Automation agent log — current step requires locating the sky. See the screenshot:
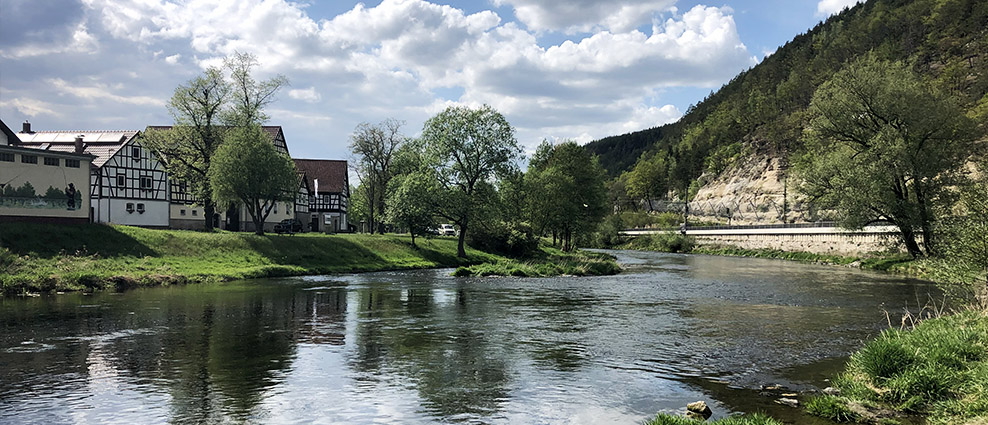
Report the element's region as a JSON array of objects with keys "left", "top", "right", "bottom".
[{"left": 0, "top": 0, "right": 861, "bottom": 162}]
